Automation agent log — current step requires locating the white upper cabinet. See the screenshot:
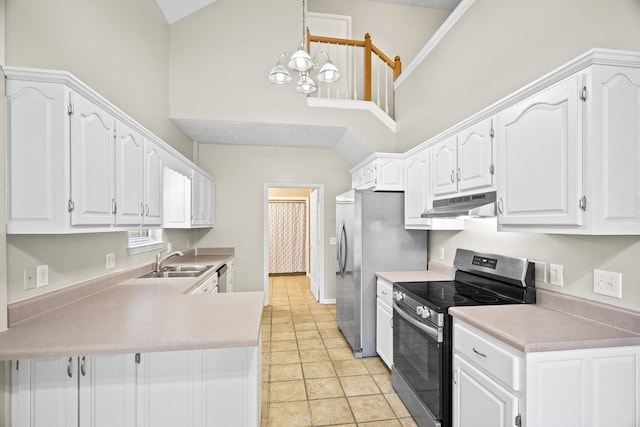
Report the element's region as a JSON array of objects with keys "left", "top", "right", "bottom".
[
  {"left": 4, "top": 66, "right": 215, "bottom": 233},
  {"left": 431, "top": 118, "right": 494, "bottom": 199},
  {"left": 496, "top": 74, "right": 584, "bottom": 228},
  {"left": 351, "top": 153, "right": 404, "bottom": 191},
  {"left": 431, "top": 136, "right": 458, "bottom": 197},
  {"left": 457, "top": 118, "right": 494, "bottom": 193},
  {"left": 586, "top": 65, "right": 640, "bottom": 233},
  {"left": 5, "top": 80, "right": 70, "bottom": 233},
  {"left": 143, "top": 140, "right": 163, "bottom": 225},
  {"left": 403, "top": 146, "right": 464, "bottom": 230},
  {"left": 116, "top": 122, "right": 144, "bottom": 225},
  {"left": 496, "top": 53, "right": 640, "bottom": 234}
]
